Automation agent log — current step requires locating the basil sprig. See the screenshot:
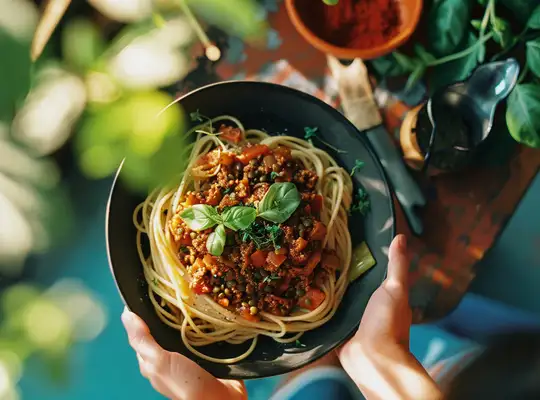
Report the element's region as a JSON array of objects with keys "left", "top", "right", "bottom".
[
  {"left": 180, "top": 204, "right": 256, "bottom": 256},
  {"left": 258, "top": 182, "right": 301, "bottom": 224},
  {"left": 180, "top": 182, "right": 302, "bottom": 256}
]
